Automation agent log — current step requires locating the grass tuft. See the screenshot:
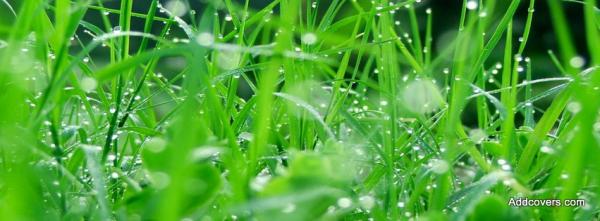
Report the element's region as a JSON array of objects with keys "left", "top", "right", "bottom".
[{"left": 0, "top": 0, "right": 599, "bottom": 220}]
